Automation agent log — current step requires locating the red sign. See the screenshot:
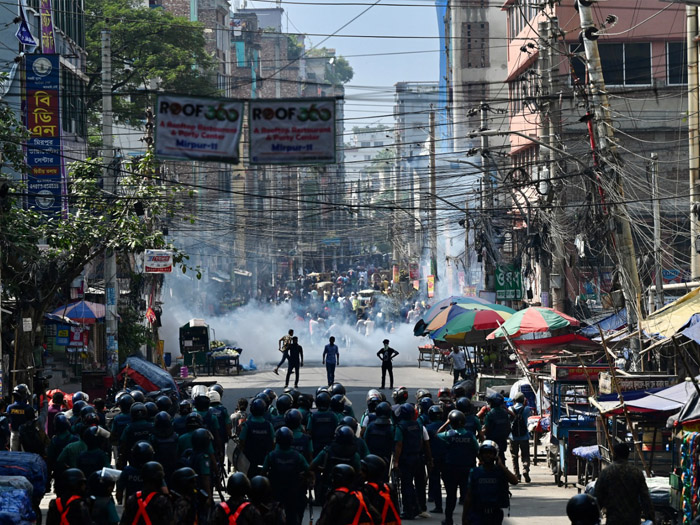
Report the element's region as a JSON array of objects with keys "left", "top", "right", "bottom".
[{"left": 427, "top": 275, "right": 435, "bottom": 298}]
